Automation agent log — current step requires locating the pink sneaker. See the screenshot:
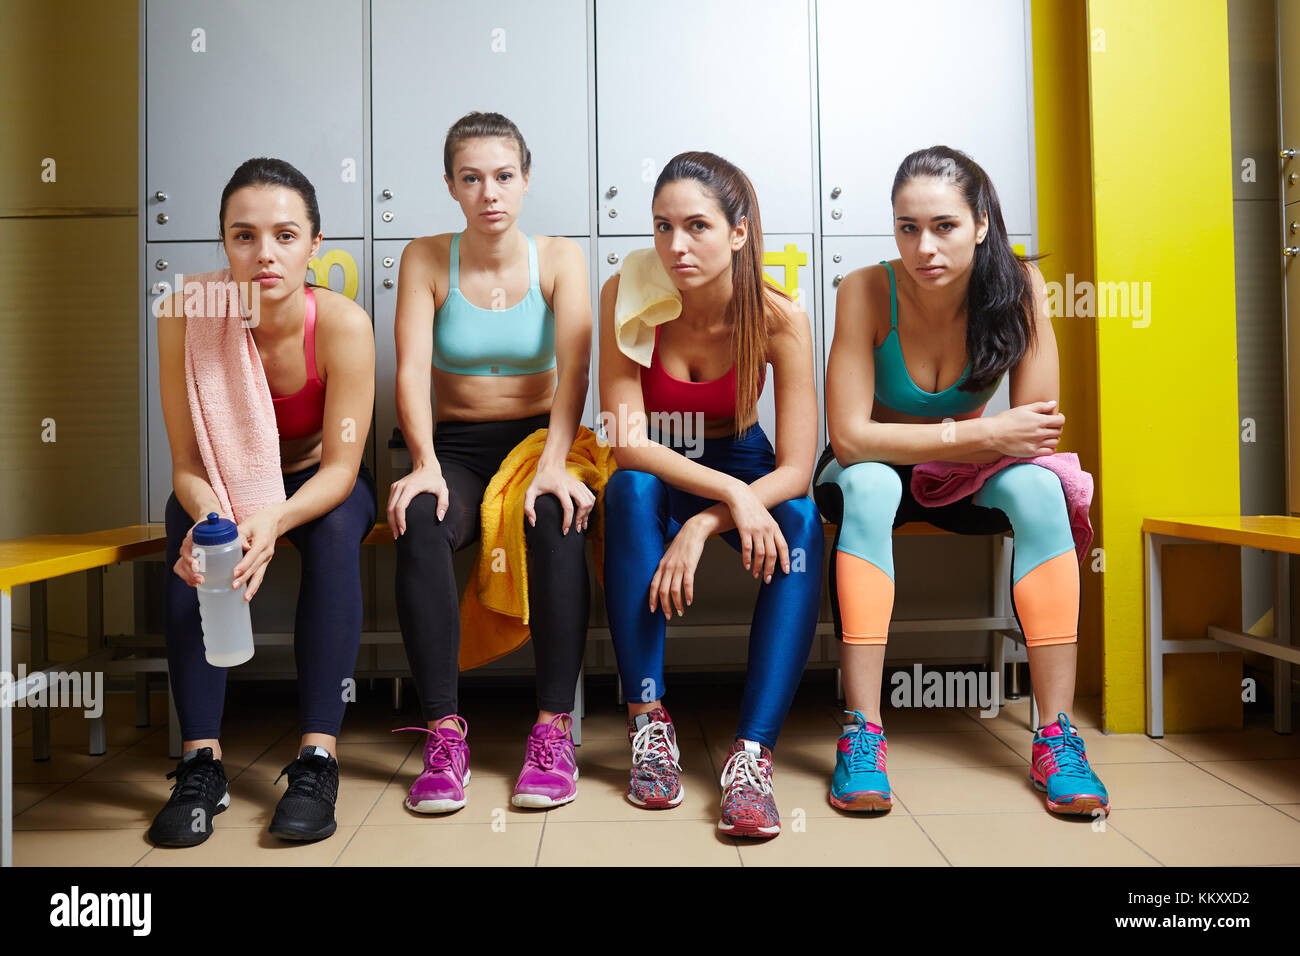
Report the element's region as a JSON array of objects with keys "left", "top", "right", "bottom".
[
  {"left": 512, "top": 713, "right": 579, "bottom": 809},
  {"left": 394, "top": 717, "right": 470, "bottom": 813}
]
